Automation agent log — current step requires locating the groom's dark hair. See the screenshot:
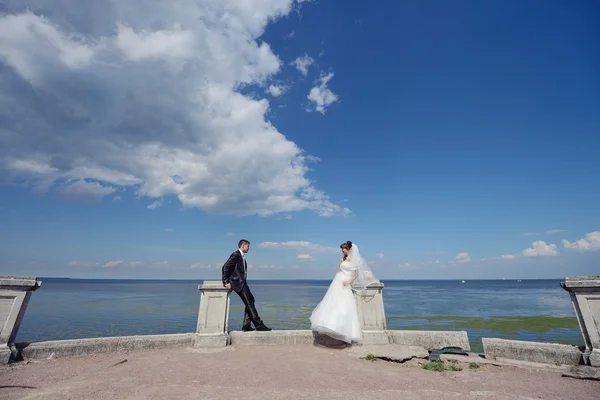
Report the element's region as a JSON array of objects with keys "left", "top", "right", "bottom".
[{"left": 238, "top": 239, "right": 250, "bottom": 248}]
